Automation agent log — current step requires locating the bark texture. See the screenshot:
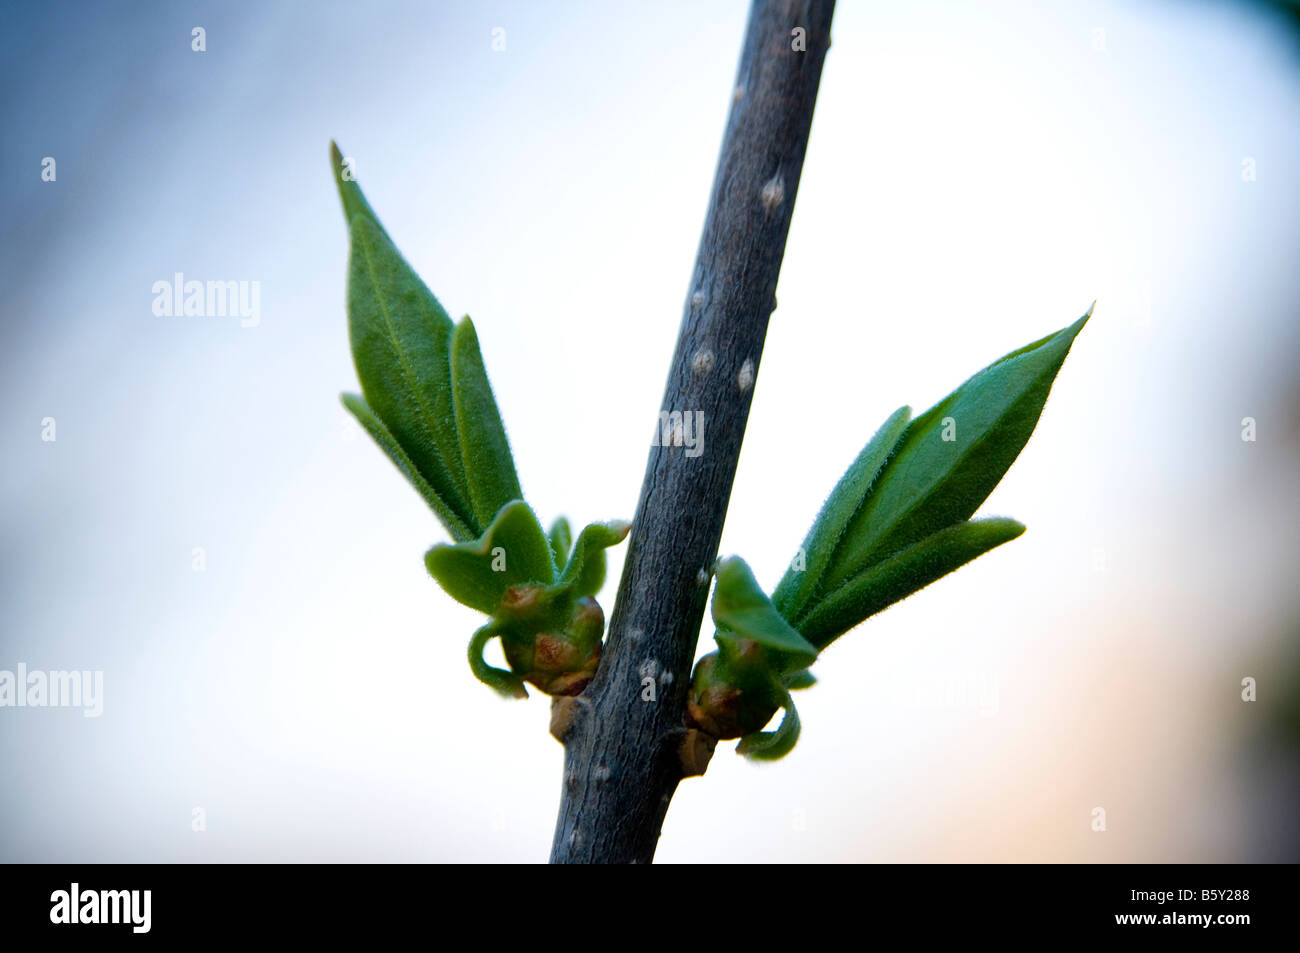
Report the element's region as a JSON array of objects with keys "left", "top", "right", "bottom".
[{"left": 549, "top": 0, "right": 836, "bottom": 864}]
